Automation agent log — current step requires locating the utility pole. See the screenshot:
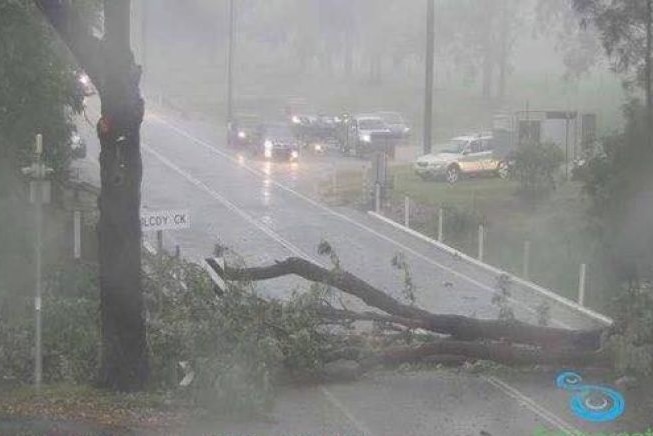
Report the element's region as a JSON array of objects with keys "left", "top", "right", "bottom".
[
  {"left": 226, "top": 0, "right": 235, "bottom": 130},
  {"left": 647, "top": 0, "right": 652, "bottom": 144},
  {"left": 21, "top": 134, "right": 53, "bottom": 390},
  {"left": 141, "top": 0, "right": 148, "bottom": 86},
  {"left": 423, "top": 0, "right": 435, "bottom": 155}
]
